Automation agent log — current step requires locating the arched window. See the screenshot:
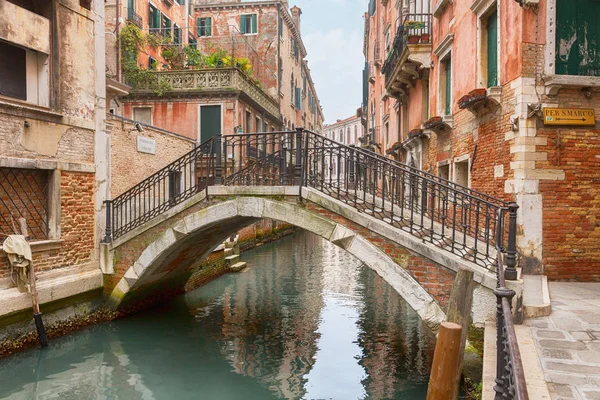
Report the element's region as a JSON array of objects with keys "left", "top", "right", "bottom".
[
  {"left": 339, "top": 129, "right": 343, "bottom": 142},
  {"left": 354, "top": 126, "right": 358, "bottom": 142},
  {"left": 347, "top": 127, "right": 351, "bottom": 144}
]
